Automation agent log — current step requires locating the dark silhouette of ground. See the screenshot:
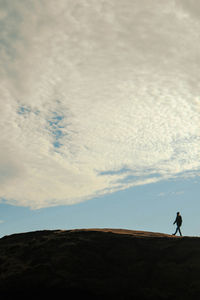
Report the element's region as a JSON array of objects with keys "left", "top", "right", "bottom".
[{"left": 0, "top": 228, "right": 200, "bottom": 299}]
